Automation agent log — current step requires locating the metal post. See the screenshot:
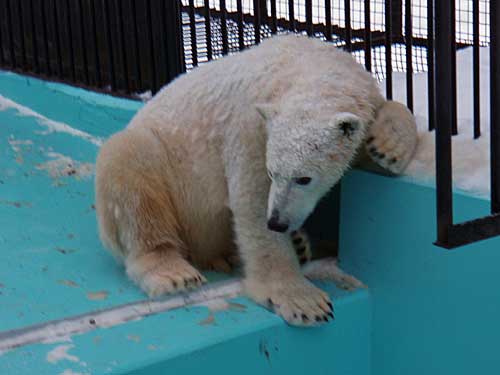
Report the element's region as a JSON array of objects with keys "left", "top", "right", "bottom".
[
  {"left": 491, "top": 0, "right": 500, "bottom": 213},
  {"left": 434, "top": 0, "right": 454, "bottom": 245}
]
